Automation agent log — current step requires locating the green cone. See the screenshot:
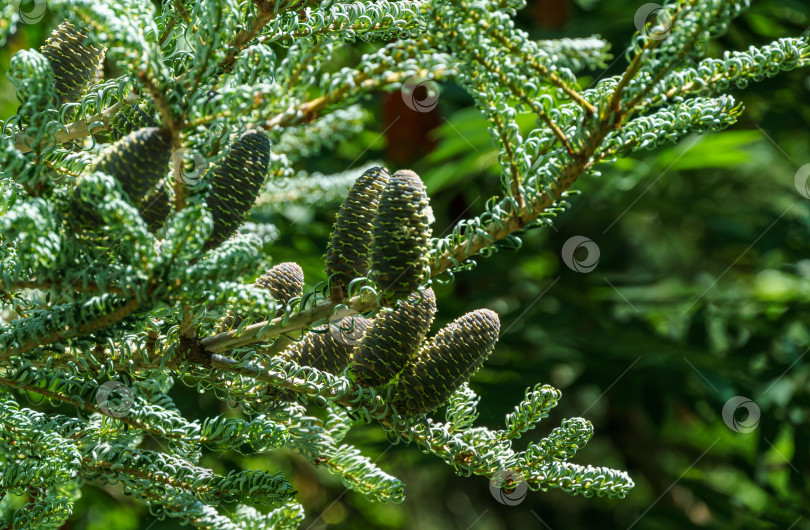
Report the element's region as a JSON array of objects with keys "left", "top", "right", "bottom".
[
  {"left": 217, "top": 262, "right": 304, "bottom": 333},
  {"left": 256, "top": 262, "right": 305, "bottom": 306},
  {"left": 282, "top": 315, "right": 370, "bottom": 375},
  {"left": 204, "top": 129, "right": 270, "bottom": 251},
  {"left": 325, "top": 166, "right": 390, "bottom": 299},
  {"left": 392, "top": 308, "right": 500, "bottom": 415},
  {"left": 40, "top": 21, "right": 104, "bottom": 105},
  {"left": 350, "top": 287, "right": 437, "bottom": 388},
  {"left": 110, "top": 101, "right": 159, "bottom": 142},
  {"left": 369, "top": 170, "right": 432, "bottom": 303},
  {"left": 138, "top": 183, "right": 171, "bottom": 233},
  {"left": 92, "top": 127, "right": 172, "bottom": 204}
]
